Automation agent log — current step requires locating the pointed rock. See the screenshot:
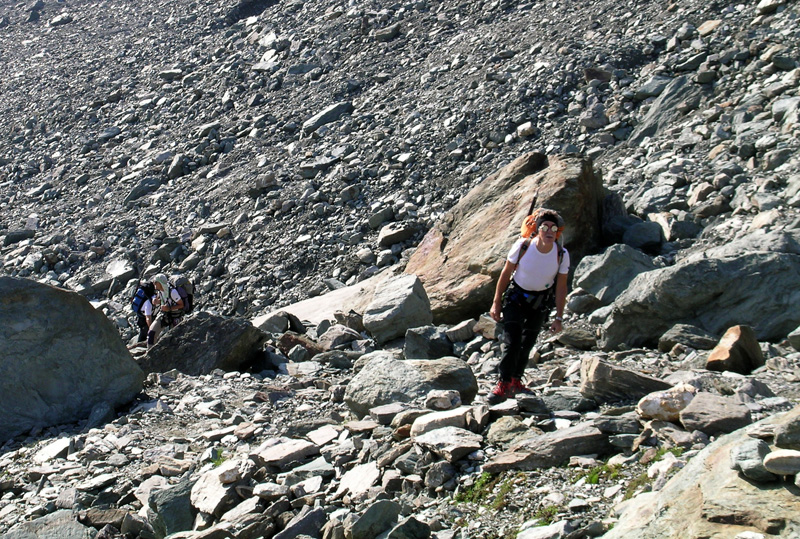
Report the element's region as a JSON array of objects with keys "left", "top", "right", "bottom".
[
  {"left": 405, "top": 153, "right": 605, "bottom": 324},
  {"left": 706, "top": 325, "right": 765, "bottom": 375}
]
